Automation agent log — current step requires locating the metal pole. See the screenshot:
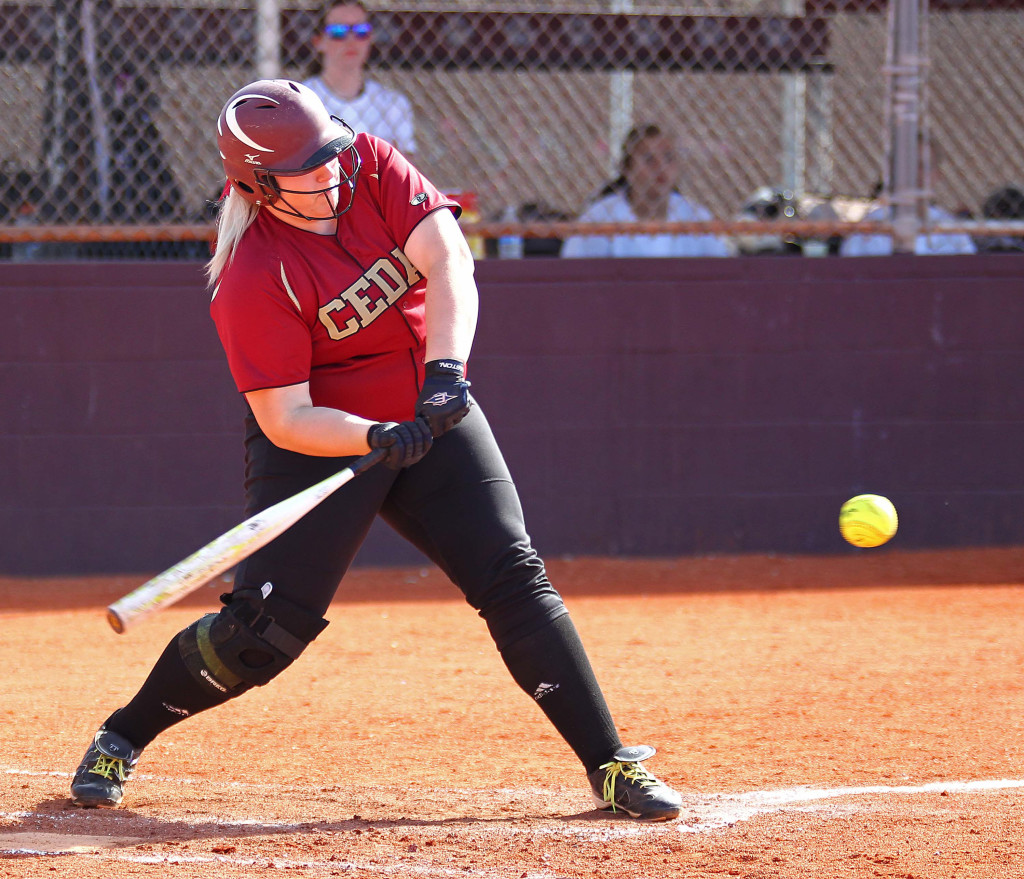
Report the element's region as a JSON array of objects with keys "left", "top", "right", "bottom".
[
  {"left": 256, "top": 0, "right": 282, "bottom": 80},
  {"left": 46, "top": 0, "right": 71, "bottom": 192},
  {"left": 782, "top": 75, "right": 806, "bottom": 195},
  {"left": 886, "top": 0, "right": 924, "bottom": 253},
  {"left": 81, "top": 0, "right": 112, "bottom": 221},
  {"left": 805, "top": 58, "right": 834, "bottom": 197},
  {"left": 609, "top": 0, "right": 635, "bottom": 178},
  {"left": 780, "top": 0, "right": 806, "bottom": 195}
]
